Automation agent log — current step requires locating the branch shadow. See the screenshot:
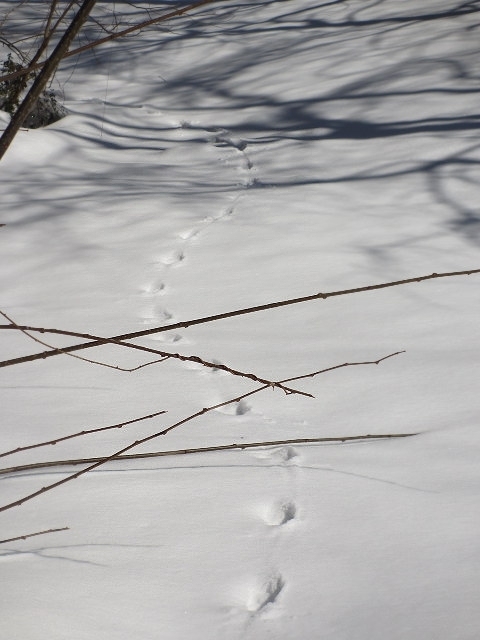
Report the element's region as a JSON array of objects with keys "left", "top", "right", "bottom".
[
  {"left": 2, "top": 0, "right": 480, "bottom": 247},
  {"left": 63, "top": 0, "right": 480, "bottom": 246}
]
